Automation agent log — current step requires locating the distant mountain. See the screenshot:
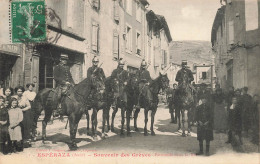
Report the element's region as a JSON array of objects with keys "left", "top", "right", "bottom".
[{"left": 169, "top": 41, "right": 213, "bottom": 68}]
